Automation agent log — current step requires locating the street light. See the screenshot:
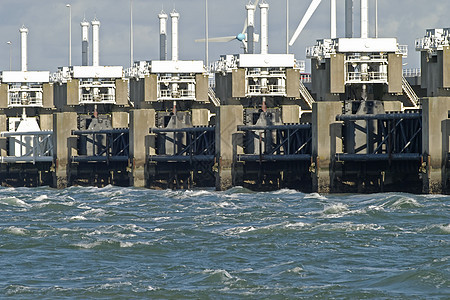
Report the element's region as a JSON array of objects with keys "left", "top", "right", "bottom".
[
  {"left": 66, "top": 4, "right": 72, "bottom": 66},
  {"left": 6, "top": 41, "right": 12, "bottom": 71}
]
